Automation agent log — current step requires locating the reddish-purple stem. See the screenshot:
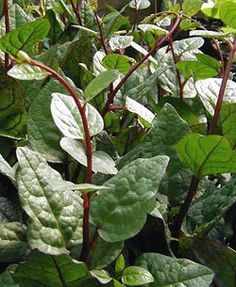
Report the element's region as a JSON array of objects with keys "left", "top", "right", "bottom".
[
  {"left": 29, "top": 60, "right": 92, "bottom": 261},
  {"left": 69, "top": 0, "right": 82, "bottom": 25}
]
